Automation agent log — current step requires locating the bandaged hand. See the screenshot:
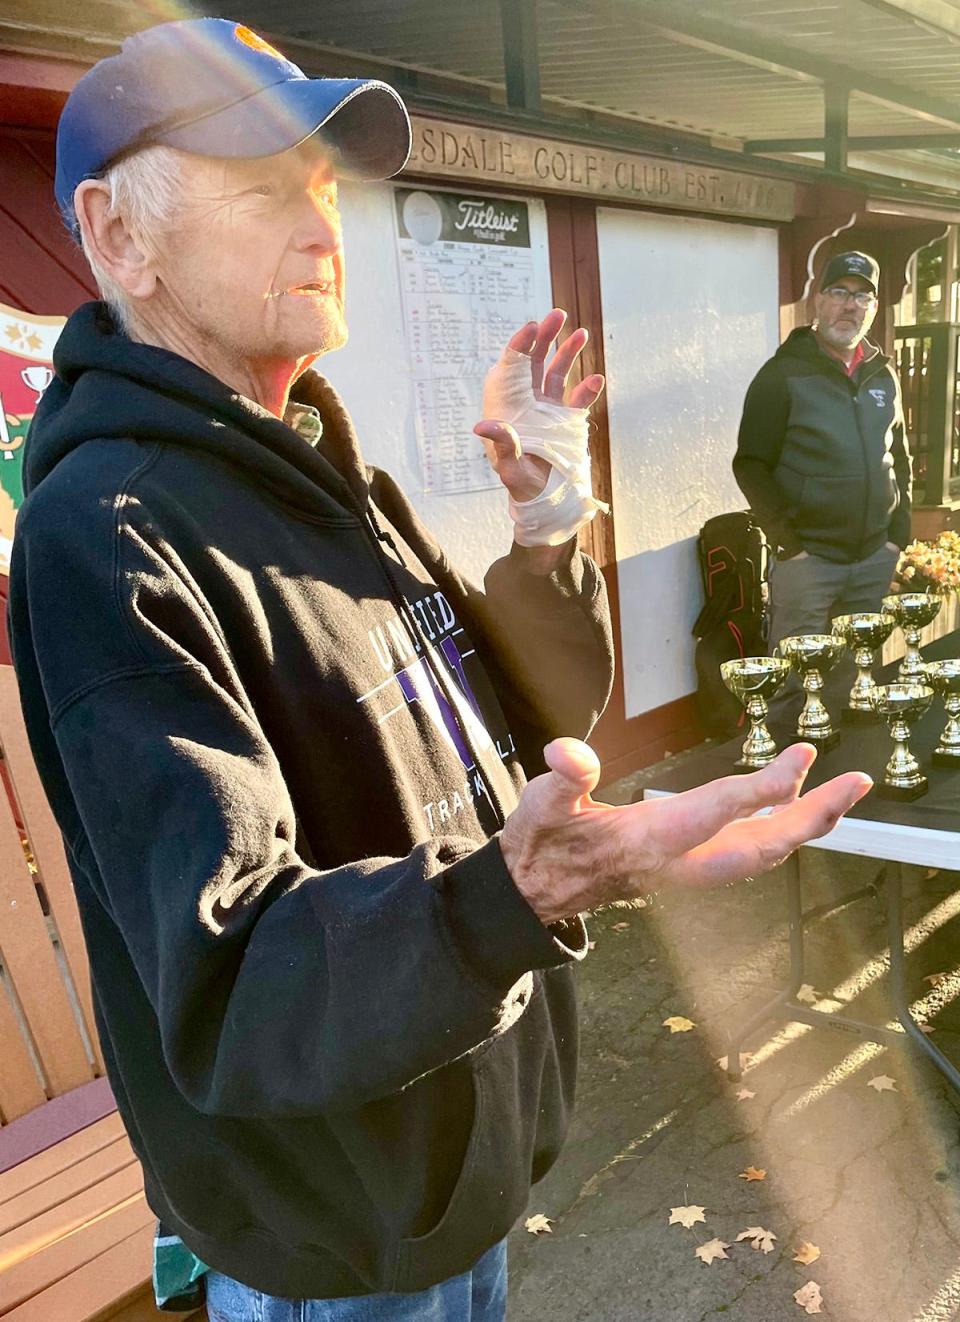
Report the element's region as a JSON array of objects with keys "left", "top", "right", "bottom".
[{"left": 473, "top": 310, "right": 607, "bottom": 547}]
